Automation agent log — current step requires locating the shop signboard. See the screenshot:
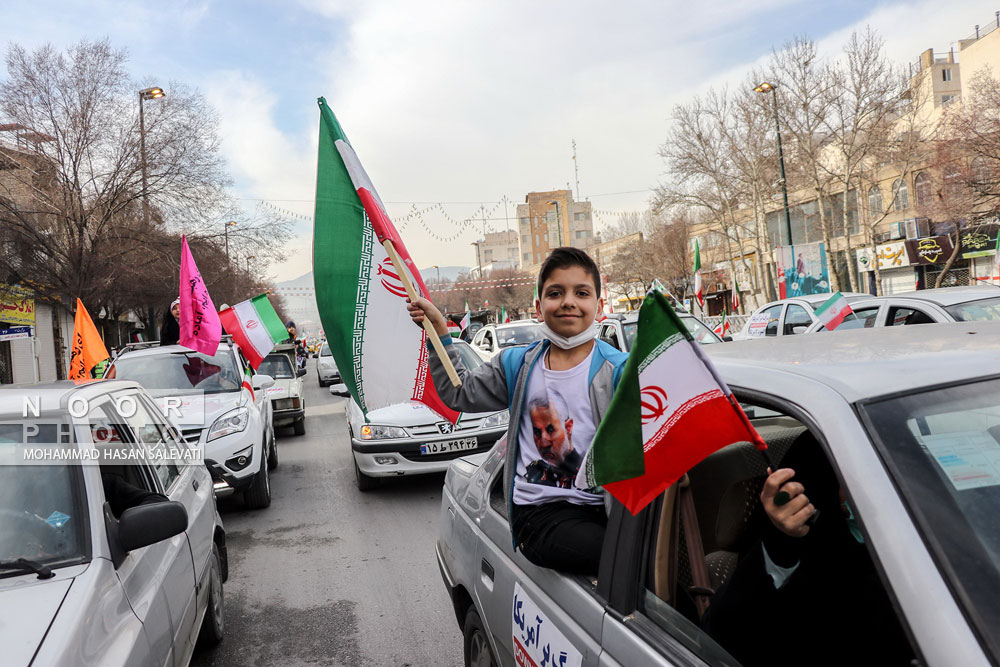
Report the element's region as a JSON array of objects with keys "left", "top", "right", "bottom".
[
  {"left": 0, "top": 285, "right": 35, "bottom": 327},
  {"left": 857, "top": 241, "right": 908, "bottom": 273},
  {"left": 904, "top": 236, "right": 955, "bottom": 265},
  {"left": 960, "top": 224, "right": 999, "bottom": 259}
]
